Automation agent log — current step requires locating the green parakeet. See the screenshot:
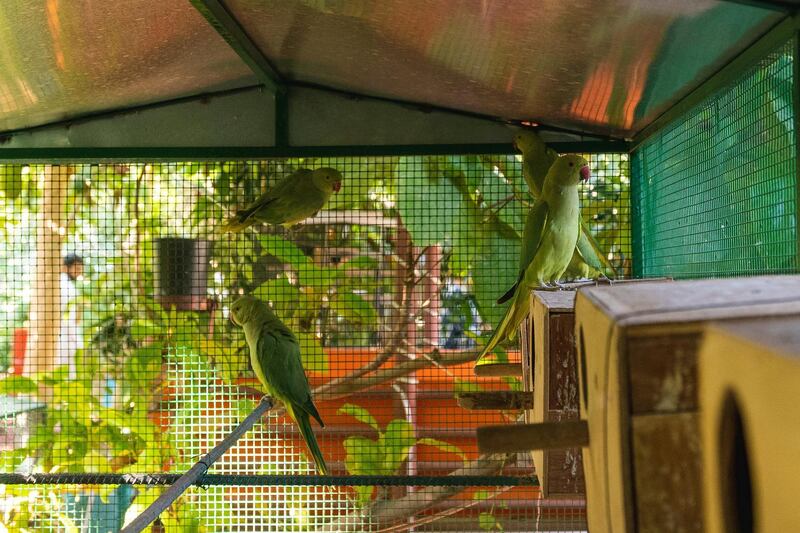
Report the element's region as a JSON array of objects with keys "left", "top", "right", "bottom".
[
  {"left": 229, "top": 296, "right": 328, "bottom": 475},
  {"left": 513, "top": 130, "right": 558, "bottom": 198},
  {"left": 477, "top": 154, "right": 589, "bottom": 362},
  {"left": 513, "top": 130, "right": 616, "bottom": 280},
  {"left": 222, "top": 167, "right": 342, "bottom": 232}
]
